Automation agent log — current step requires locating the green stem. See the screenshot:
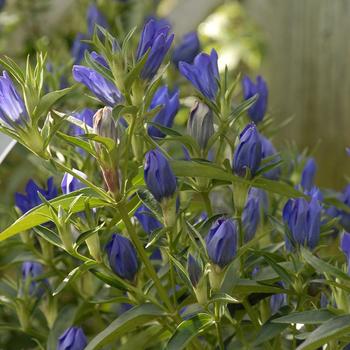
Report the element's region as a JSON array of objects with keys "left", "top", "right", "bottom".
[
  {"left": 122, "top": 114, "right": 136, "bottom": 194},
  {"left": 117, "top": 203, "right": 180, "bottom": 321},
  {"left": 167, "top": 230, "right": 177, "bottom": 306},
  {"left": 214, "top": 302, "right": 224, "bottom": 350},
  {"left": 201, "top": 192, "right": 213, "bottom": 217}
]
